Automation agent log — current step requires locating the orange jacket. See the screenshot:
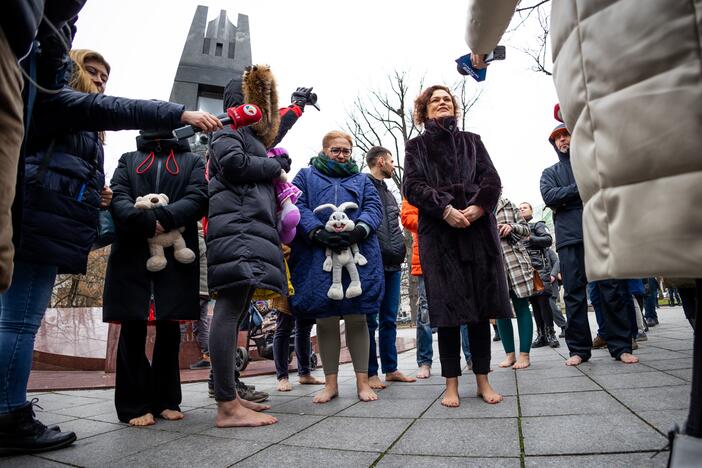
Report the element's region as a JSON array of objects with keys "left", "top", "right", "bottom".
[{"left": 400, "top": 199, "right": 422, "bottom": 276}]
